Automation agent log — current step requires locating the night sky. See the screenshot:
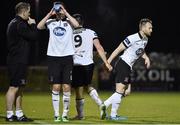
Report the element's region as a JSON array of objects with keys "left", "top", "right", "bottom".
[{"left": 0, "top": 0, "right": 179, "bottom": 65}]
